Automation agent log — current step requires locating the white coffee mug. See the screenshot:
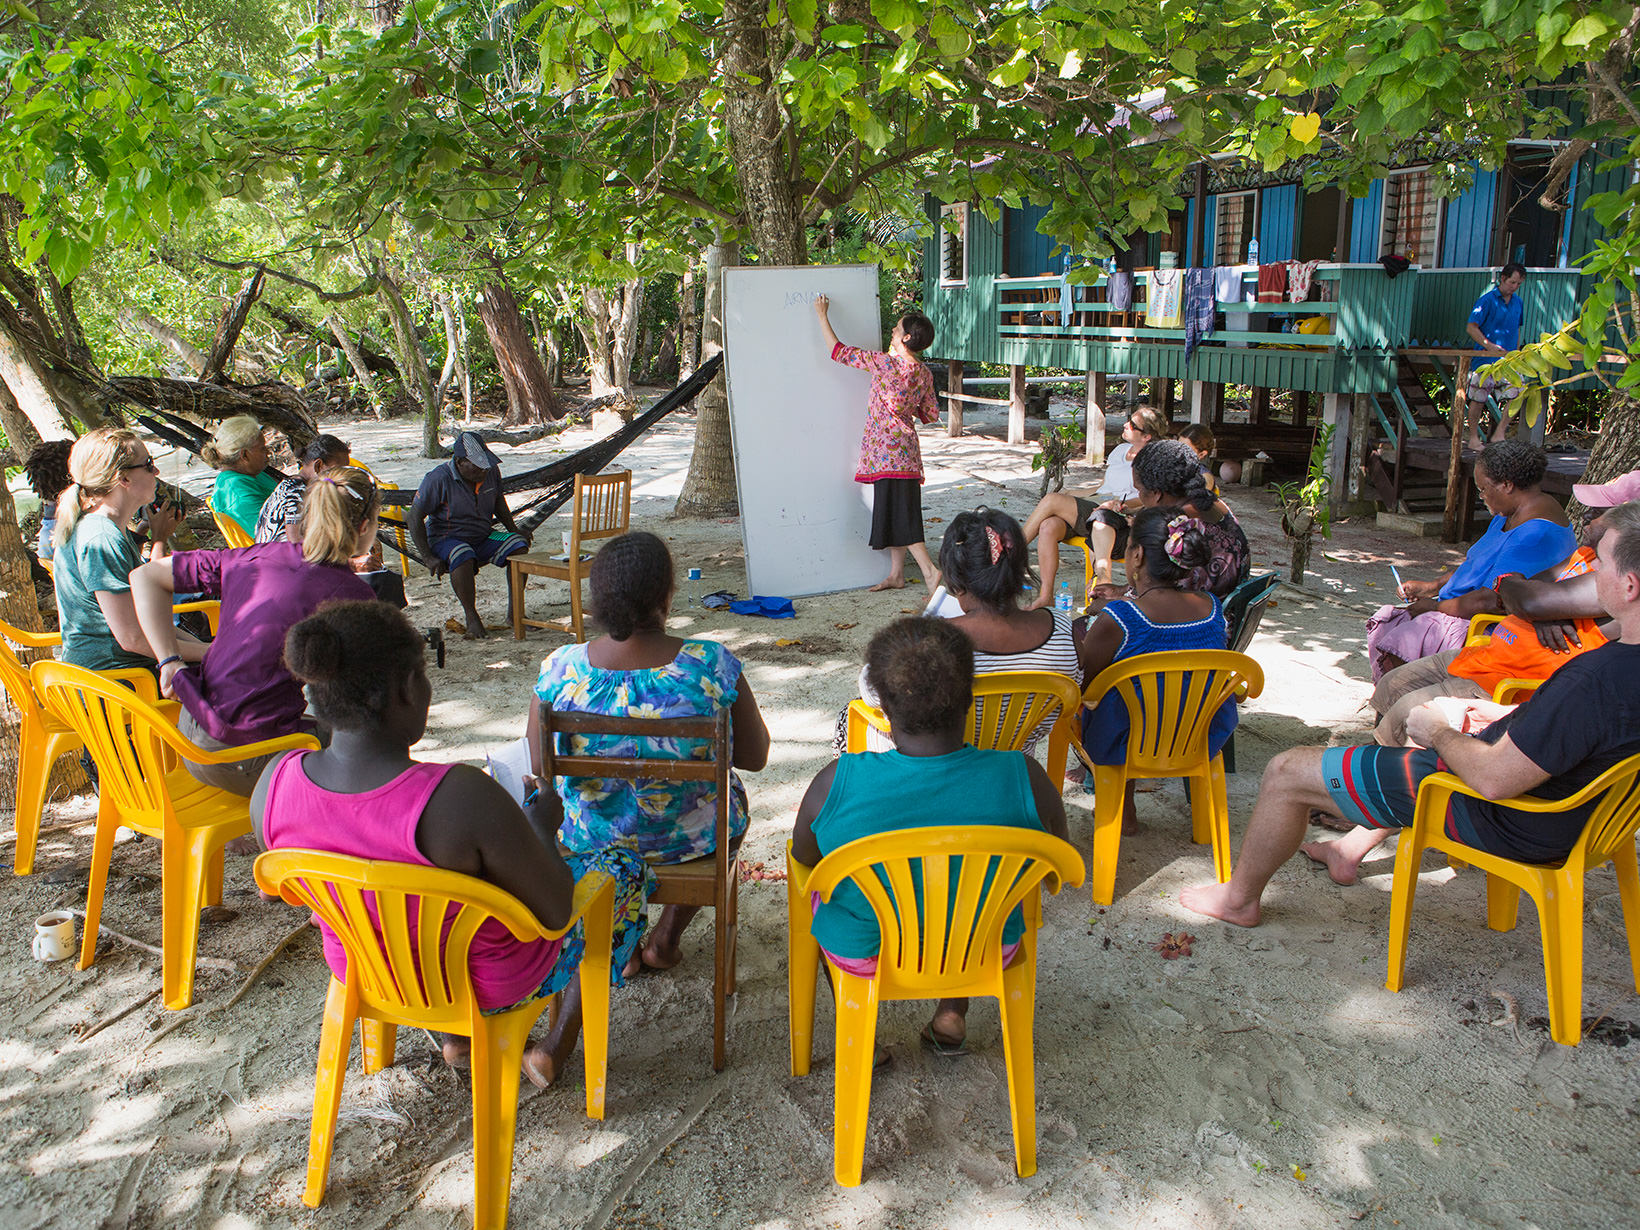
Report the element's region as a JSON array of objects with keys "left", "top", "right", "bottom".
[{"left": 32, "top": 910, "right": 75, "bottom": 962}]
